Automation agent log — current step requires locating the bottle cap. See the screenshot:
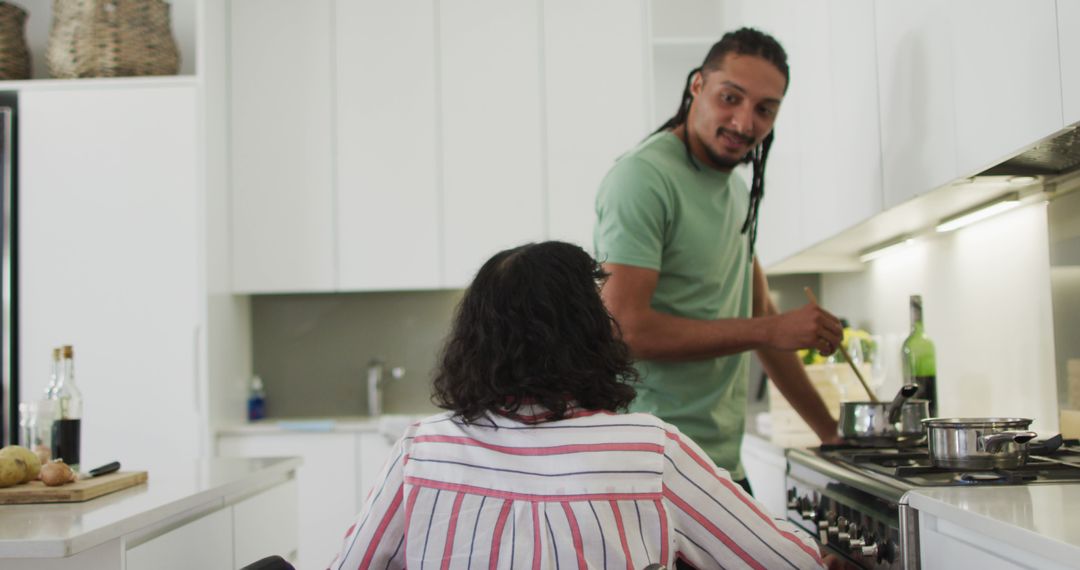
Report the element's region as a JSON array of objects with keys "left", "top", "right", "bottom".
[
  {"left": 62, "top": 345, "right": 74, "bottom": 358},
  {"left": 251, "top": 375, "right": 264, "bottom": 391},
  {"left": 52, "top": 347, "right": 60, "bottom": 360}
]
